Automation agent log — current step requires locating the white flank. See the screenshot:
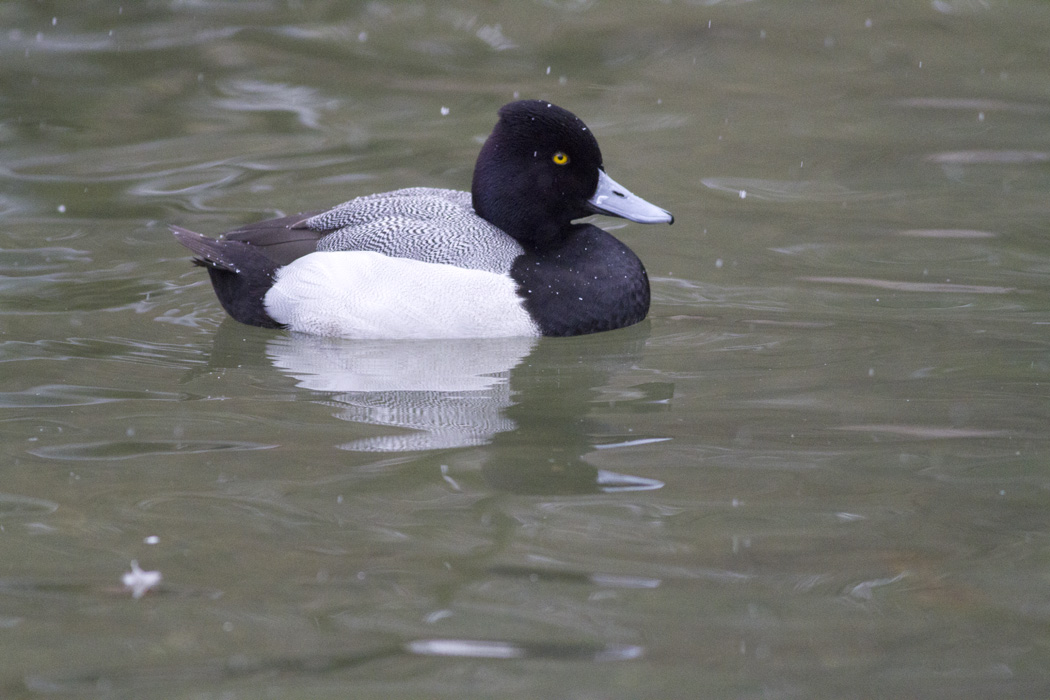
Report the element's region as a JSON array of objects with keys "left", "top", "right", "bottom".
[{"left": 265, "top": 251, "right": 540, "bottom": 339}]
